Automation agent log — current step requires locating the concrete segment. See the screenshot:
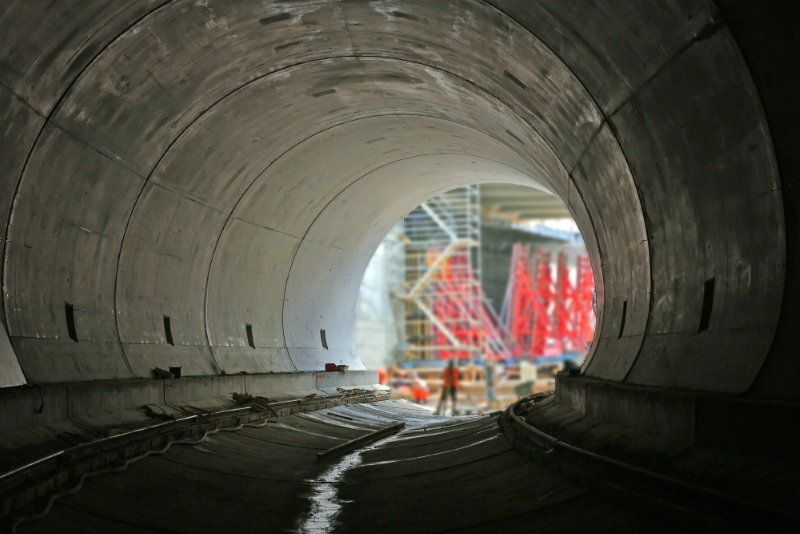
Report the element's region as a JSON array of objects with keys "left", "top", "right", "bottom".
[
  {"left": 12, "top": 402, "right": 683, "bottom": 533},
  {"left": 0, "top": 371, "right": 377, "bottom": 434},
  {"left": 506, "top": 373, "right": 800, "bottom": 529},
  {"left": 0, "top": 0, "right": 798, "bottom": 529}
]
